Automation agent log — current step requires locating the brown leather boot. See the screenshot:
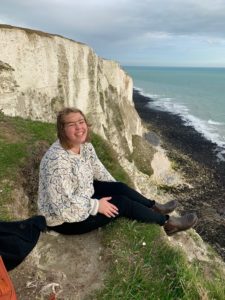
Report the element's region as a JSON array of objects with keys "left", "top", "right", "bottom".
[
  {"left": 153, "top": 200, "right": 178, "bottom": 215},
  {"left": 164, "top": 213, "right": 198, "bottom": 236}
]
